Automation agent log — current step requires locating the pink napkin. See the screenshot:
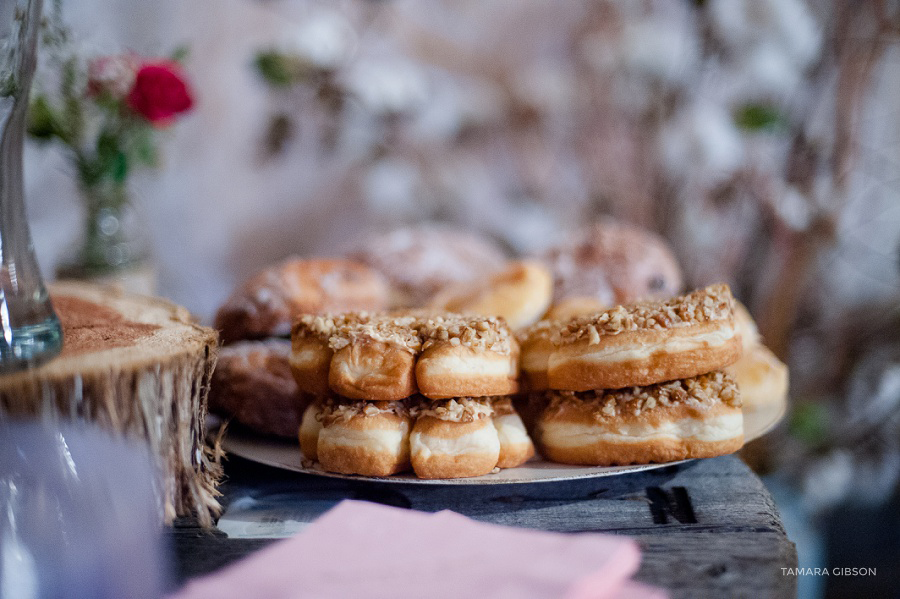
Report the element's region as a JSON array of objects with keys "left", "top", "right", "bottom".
[{"left": 173, "top": 500, "right": 667, "bottom": 599}]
